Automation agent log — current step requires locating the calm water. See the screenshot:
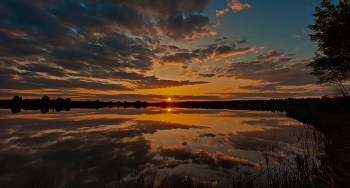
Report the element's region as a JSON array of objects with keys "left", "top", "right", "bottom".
[{"left": 0, "top": 107, "right": 320, "bottom": 187}]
